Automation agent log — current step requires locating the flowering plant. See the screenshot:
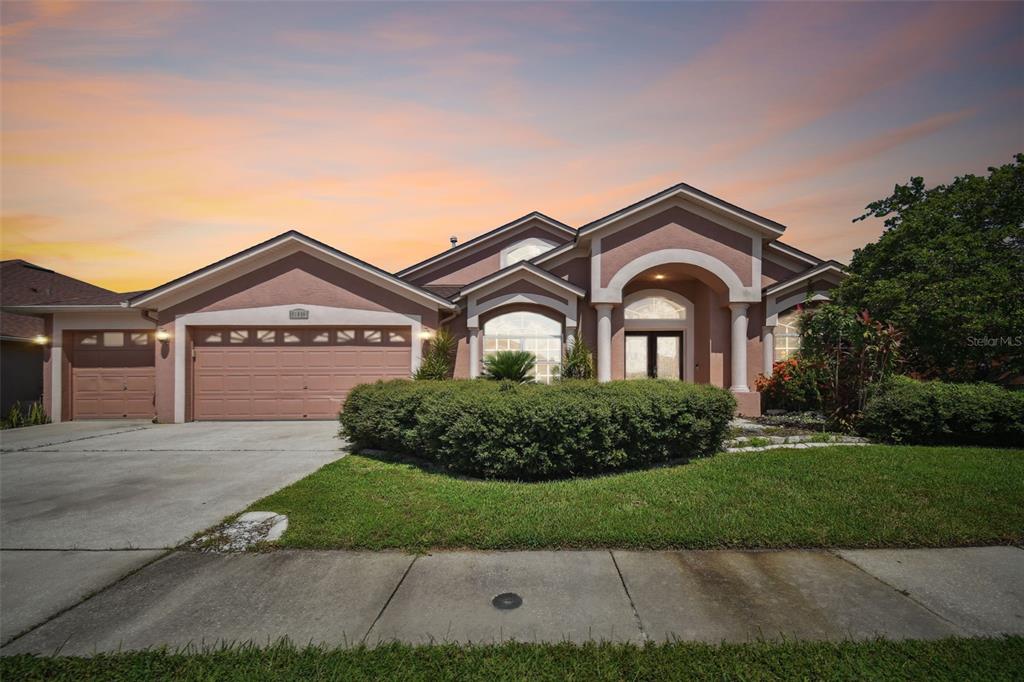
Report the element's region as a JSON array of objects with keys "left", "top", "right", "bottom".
[{"left": 755, "top": 356, "right": 823, "bottom": 412}]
